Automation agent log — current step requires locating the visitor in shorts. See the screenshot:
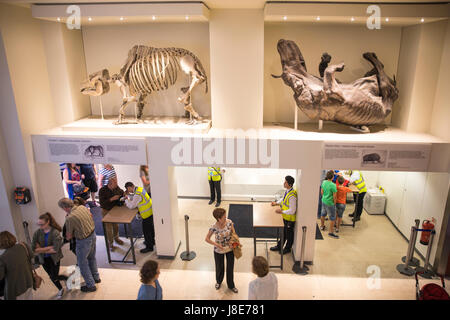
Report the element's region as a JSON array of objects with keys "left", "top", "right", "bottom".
[
  {"left": 335, "top": 176, "right": 352, "bottom": 233},
  {"left": 77, "top": 164, "right": 99, "bottom": 206},
  {"left": 320, "top": 170, "right": 338, "bottom": 239}
]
